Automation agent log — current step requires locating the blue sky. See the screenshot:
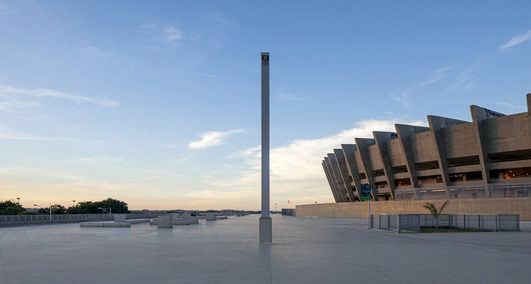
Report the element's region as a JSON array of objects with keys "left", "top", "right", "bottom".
[{"left": 1, "top": 0, "right": 530, "bottom": 210}]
